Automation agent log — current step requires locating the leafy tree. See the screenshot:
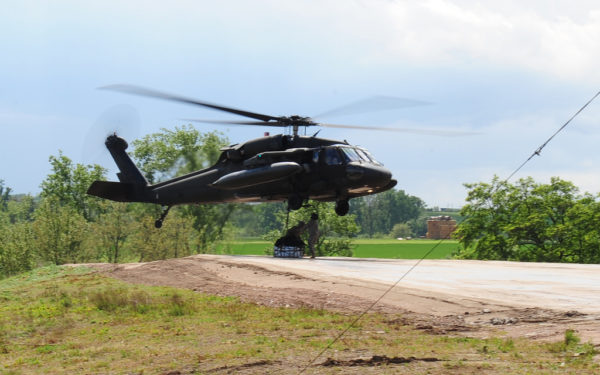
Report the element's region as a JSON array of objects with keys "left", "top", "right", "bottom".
[
  {"left": 184, "top": 204, "right": 236, "bottom": 252},
  {"left": 40, "top": 152, "right": 106, "bottom": 220},
  {"left": 407, "top": 216, "right": 428, "bottom": 237},
  {"left": 0, "top": 221, "right": 34, "bottom": 278},
  {"left": 0, "top": 182, "right": 37, "bottom": 278},
  {"left": 390, "top": 222, "right": 412, "bottom": 238},
  {"left": 129, "top": 208, "right": 196, "bottom": 261},
  {"left": 0, "top": 180, "right": 11, "bottom": 211},
  {"left": 91, "top": 201, "right": 135, "bottom": 263},
  {"left": 228, "top": 202, "right": 288, "bottom": 237},
  {"left": 254, "top": 202, "right": 288, "bottom": 235},
  {"left": 131, "top": 126, "right": 235, "bottom": 251},
  {"left": 131, "top": 125, "right": 227, "bottom": 183},
  {"left": 454, "top": 176, "right": 600, "bottom": 263},
  {"left": 5, "top": 195, "right": 37, "bottom": 224},
  {"left": 32, "top": 197, "right": 88, "bottom": 264},
  {"left": 350, "top": 189, "right": 424, "bottom": 237}
]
